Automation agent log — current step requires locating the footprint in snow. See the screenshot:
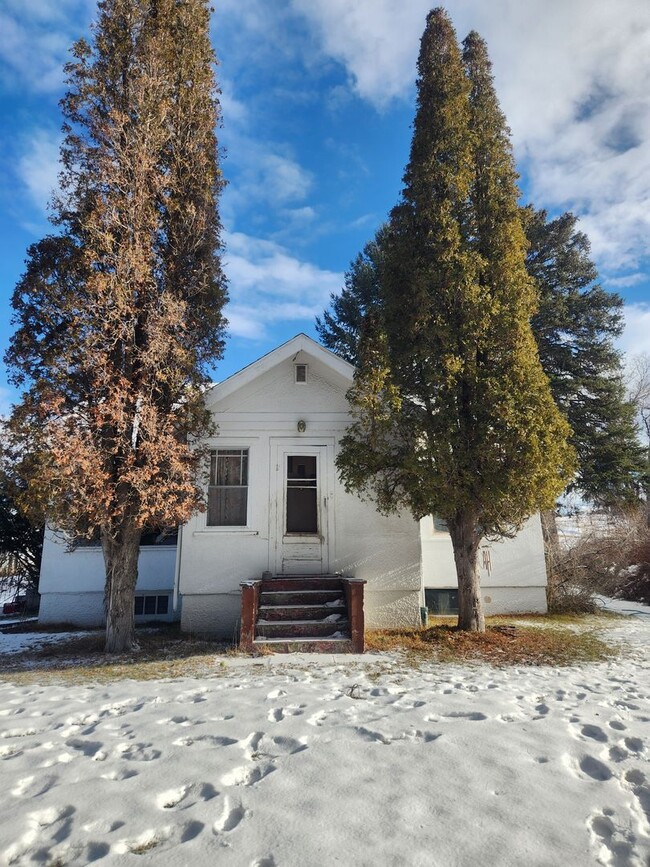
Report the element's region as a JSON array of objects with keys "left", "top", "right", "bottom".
[
  {"left": 588, "top": 809, "right": 638, "bottom": 866},
  {"left": 173, "top": 734, "right": 237, "bottom": 748},
  {"left": 115, "top": 742, "right": 161, "bottom": 762},
  {"left": 221, "top": 763, "right": 276, "bottom": 787},
  {"left": 11, "top": 773, "right": 58, "bottom": 798},
  {"left": 101, "top": 768, "right": 138, "bottom": 781},
  {"left": 355, "top": 727, "right": 392, "bottom": 745},
  {"left": 579, "top": 754, "right": 613, "bottom": 782},
  {"left": 396, "top": 729, "right": 441, "bottom": 743},
  {"left": 623, "top": 769, "right": 650, "bottom": 829},
  {"left": 213, "top": 797, "right": 247, "bottom": 834},
  {"left": 580, "top": 725, "right": 608, "bottom": 743},
  {"left": 267, "top": 704, "right": 306, "bottom": 722},
  {"left": 254, "top": 734, "right": 308, "bottom": 757},
  {"left": 608, "top": 745, "right": 629, "bottom": 763},
  {"left": 64, "top": 738, "right": 105, "bottom": 758},
  {"left": 442, "top": 711, "right": 487, "bottom": 721},
  {"left": 156, "top": 782, "right": 218, "bottom": 810}
]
